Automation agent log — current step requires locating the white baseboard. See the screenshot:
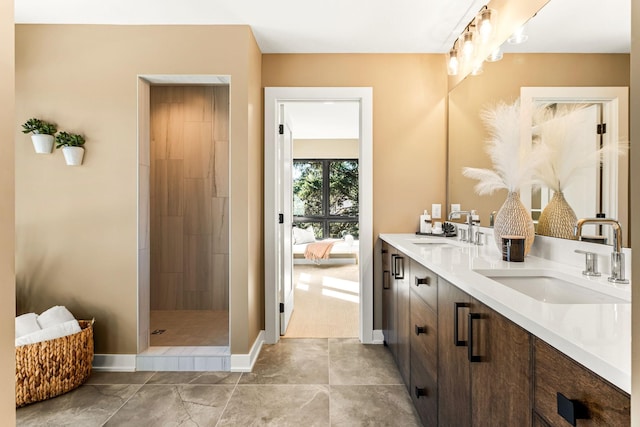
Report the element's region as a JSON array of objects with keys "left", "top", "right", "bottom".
[
  {"left": 230, "top": 330, "right": 265, "bottom": 372},
  {"left": 372, "top": 329, "right": 384, "bottom": 344},
  {"left": 93, "top": 354, "right": 137, "bottom": 372}
]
